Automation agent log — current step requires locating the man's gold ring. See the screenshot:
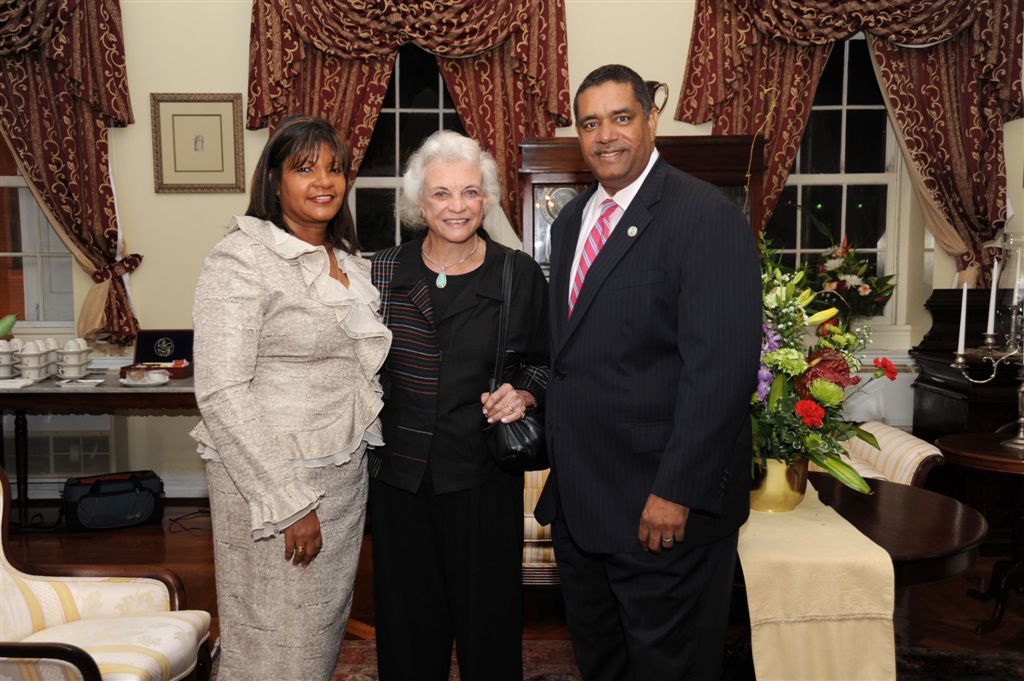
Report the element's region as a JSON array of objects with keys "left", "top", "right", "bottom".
[{"left": 296, "top": 545, "right": 307, "bottom": 553}]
